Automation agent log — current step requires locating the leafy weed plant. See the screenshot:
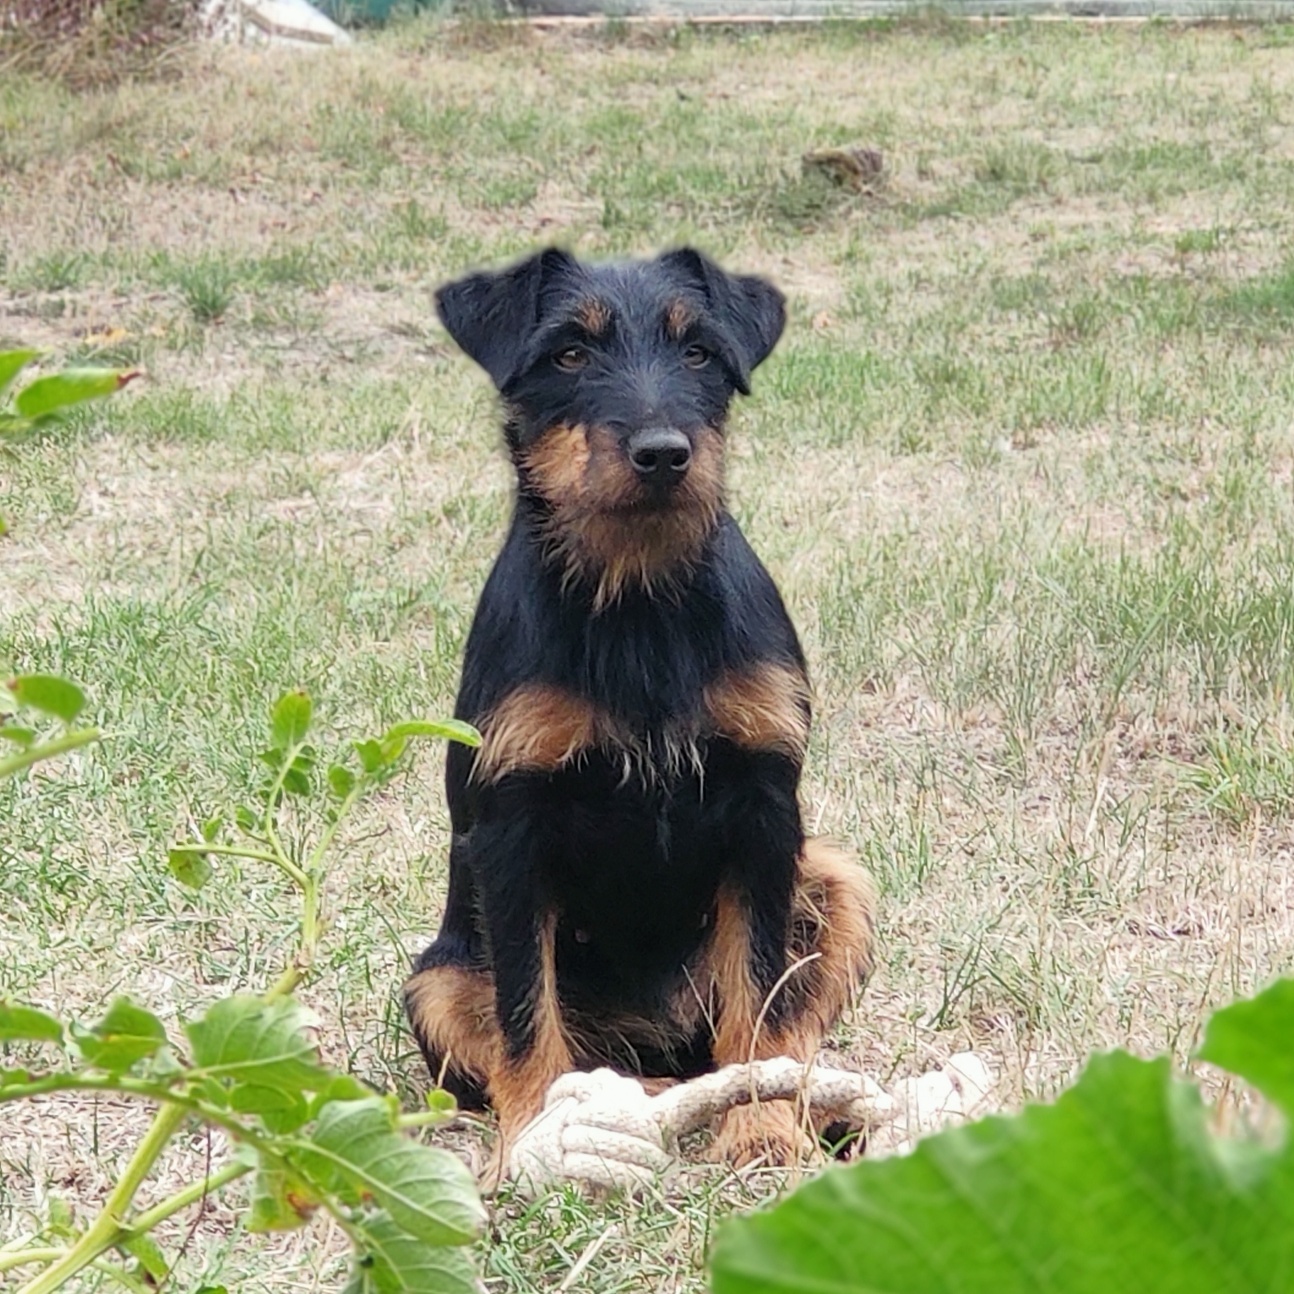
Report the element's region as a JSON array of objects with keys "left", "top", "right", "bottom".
[{"left": 0, "top": 669, "right": 484, "bottom": 1291}]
